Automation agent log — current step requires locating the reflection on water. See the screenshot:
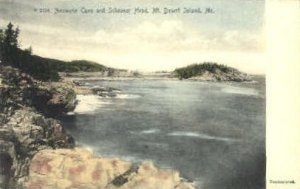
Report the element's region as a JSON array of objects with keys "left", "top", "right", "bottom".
[{"left": 62, "top": 76, "right": 265, "bottom": 189}]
